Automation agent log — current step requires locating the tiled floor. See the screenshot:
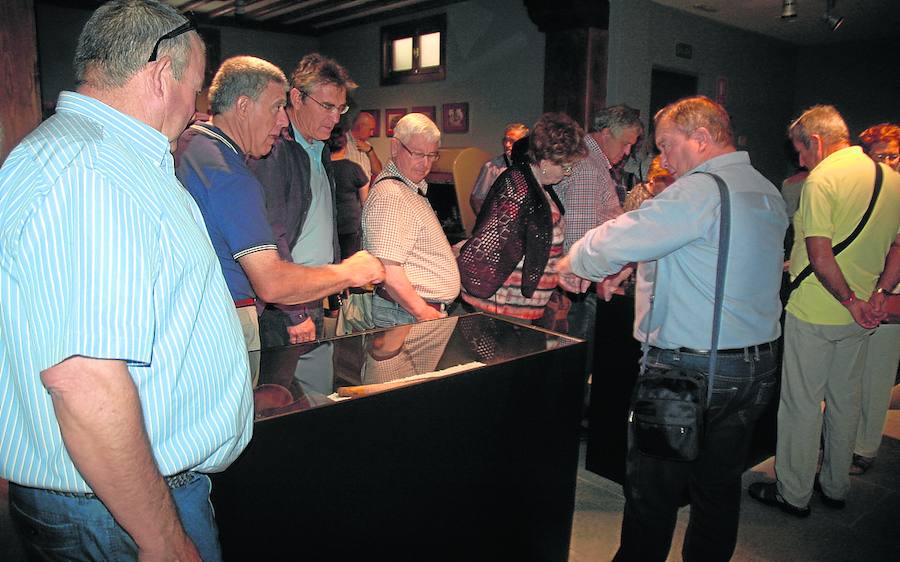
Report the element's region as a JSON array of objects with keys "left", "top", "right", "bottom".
[{"left": 569, "top": 390, "right": 900, "bottom": 562}]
